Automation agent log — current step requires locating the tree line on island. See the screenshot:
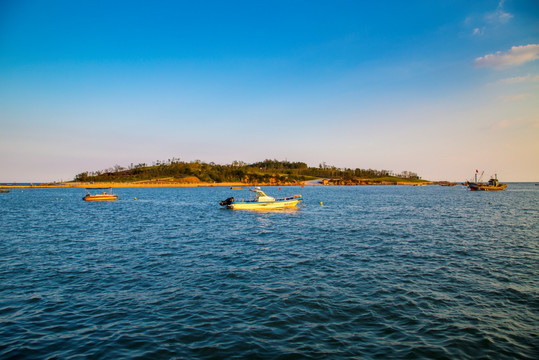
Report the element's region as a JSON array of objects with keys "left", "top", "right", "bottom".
[{"left": 74, "top": 158, "right": 422, "bottom": 185}]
